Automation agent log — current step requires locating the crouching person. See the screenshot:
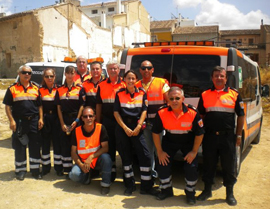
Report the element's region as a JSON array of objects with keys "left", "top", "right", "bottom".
[
  {"left": 152, "top": 87, "right": 204, "bottom": 205},
  {"left": 69, "top": 106, "right": 112, "bottom": 195}
]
